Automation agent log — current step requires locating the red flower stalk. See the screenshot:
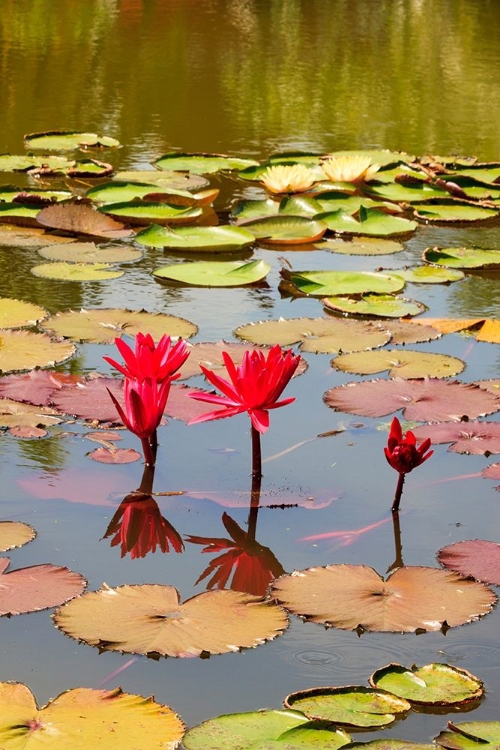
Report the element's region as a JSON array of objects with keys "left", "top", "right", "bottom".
[
  {"left": 103, "top": 491, "right": 184, "bottom": 559},
  {"left": 188, "top": 344, "right": 300, "bottom": 434},
  {"left": 104, "top": 333, "right": 189, "bottom": 383},
  {"left": 186, "top": 513, "right": 285, "bottom": 596},
  {"left": 385, "top": 417, "right": 433, "bottom": 511}
]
